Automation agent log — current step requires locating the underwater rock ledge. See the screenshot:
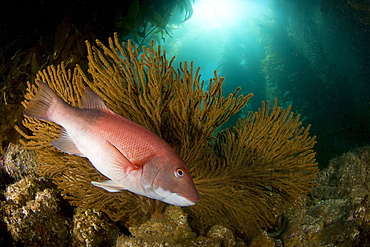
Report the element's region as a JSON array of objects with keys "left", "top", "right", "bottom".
[
  {"left": 277, "top": 146, "right": 370, "bottom": 246},
  {"left": 2, "top": 144, "right": 370, "bottom": 246},
  {"left": 0, "top": 144, "right": 245, "bottom": 246},
  {"left": 0, "top": 144, "right": 120, "bottom": 247}
]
